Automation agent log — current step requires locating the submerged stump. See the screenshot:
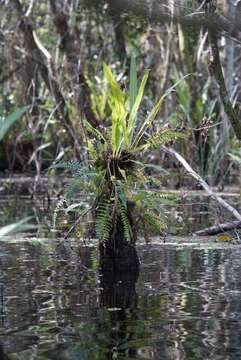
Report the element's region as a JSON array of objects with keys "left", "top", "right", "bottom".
[{"left": 98, "top": 211, "right": 139, "bottom": 277}]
